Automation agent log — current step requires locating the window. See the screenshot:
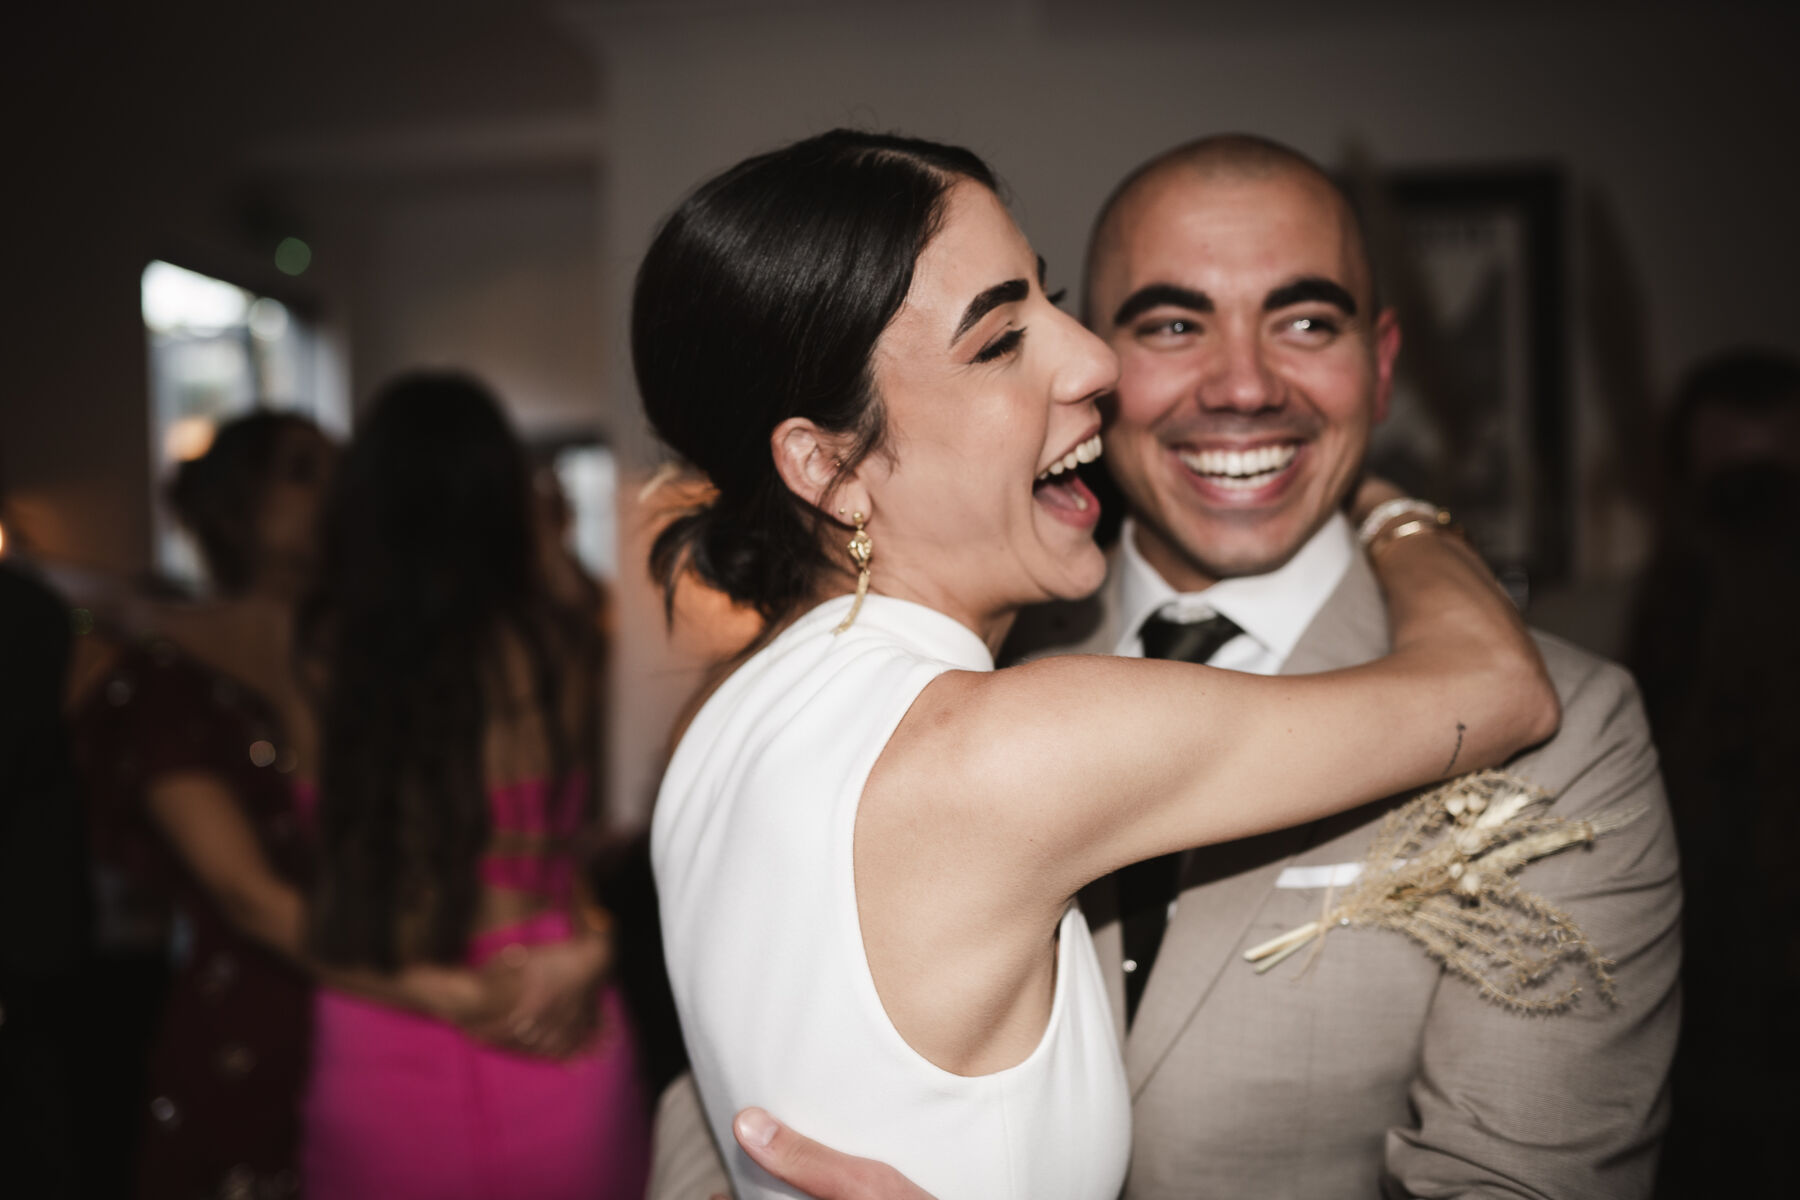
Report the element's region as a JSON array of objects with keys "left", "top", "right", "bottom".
[{"left": 140, "top": 260, "right": 347, "bottom": 587}]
